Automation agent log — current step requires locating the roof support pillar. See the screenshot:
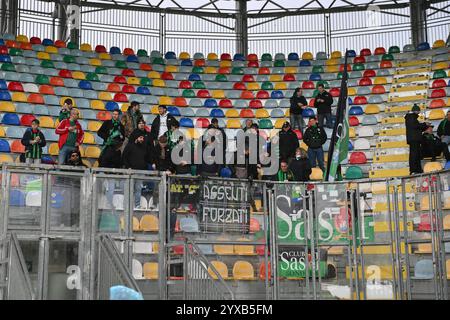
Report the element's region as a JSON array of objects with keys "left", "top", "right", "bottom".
[
  {"left": 410, "top": 0, "right": 428, "bottom": 47},
  {"left": 235, "top": 0, "right": 248, "bottom": 56},
  {"left": 0, "top": 0, "right": 18, "bottom": 35}
]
